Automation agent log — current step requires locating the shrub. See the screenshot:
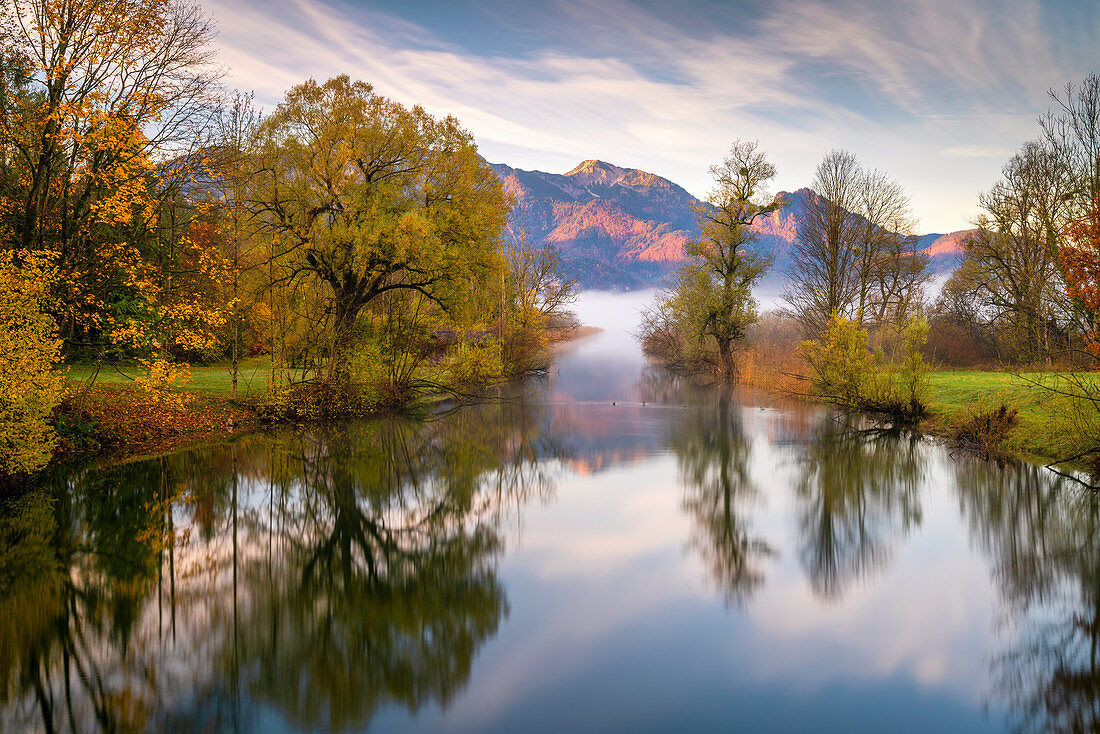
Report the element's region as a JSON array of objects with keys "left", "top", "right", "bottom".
[
  {"left": 865, "top": 318, "right": 931, "bottom": 420},
  {"left": 251, "top": 380, "right": 379, "bottom": 422},
  {"left": 801, "top": 314, "right": 931, "bottom": 421},
  {"left": 449, "top": 341, "right": 504, "bottom": 387},
  {"left": 800, "top": 314, "right": 875, "bottom": 409},
  {"left": 949, "top": 403, "right": 1019, "bottom": 452}
]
